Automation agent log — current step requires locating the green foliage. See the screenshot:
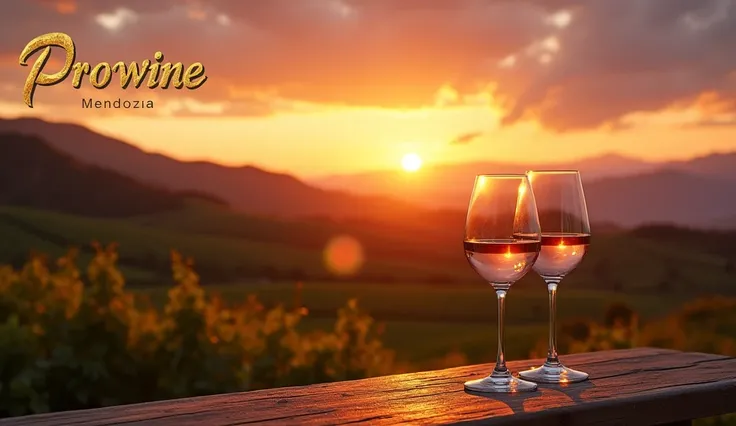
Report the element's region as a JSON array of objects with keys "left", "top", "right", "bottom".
[
  {"left": 695, "top": 413, "right": 736, "bottom": 426},
  {"left": 547, "top": 298, "right": 736, "bottom": 358},
  {"left": 1, "top": 242, "right": 734, "bottom": 420},
  {"left": 0, "top": 247, "right": 395, "bottom": 417},
  {"left": 531, "top": 300, "right": 736, "bottom": 426},
  {"left": 639, "top": 297, "right": 736, "bottom": 356}
]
